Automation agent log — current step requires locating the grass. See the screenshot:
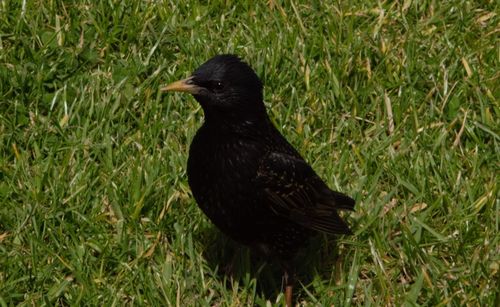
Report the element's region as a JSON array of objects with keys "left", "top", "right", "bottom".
[{"left": 0, "top": 0, "right": 498, "bottom": 305}]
